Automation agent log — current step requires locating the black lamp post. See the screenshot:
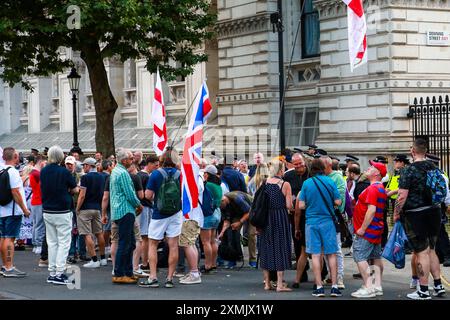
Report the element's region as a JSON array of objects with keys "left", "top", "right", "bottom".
[
  {"left": 67, "top": 67, "right": 82, "bottom": 155},
  {"left": 271, "top": 1, "right": 285, "bottom": 152}
]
